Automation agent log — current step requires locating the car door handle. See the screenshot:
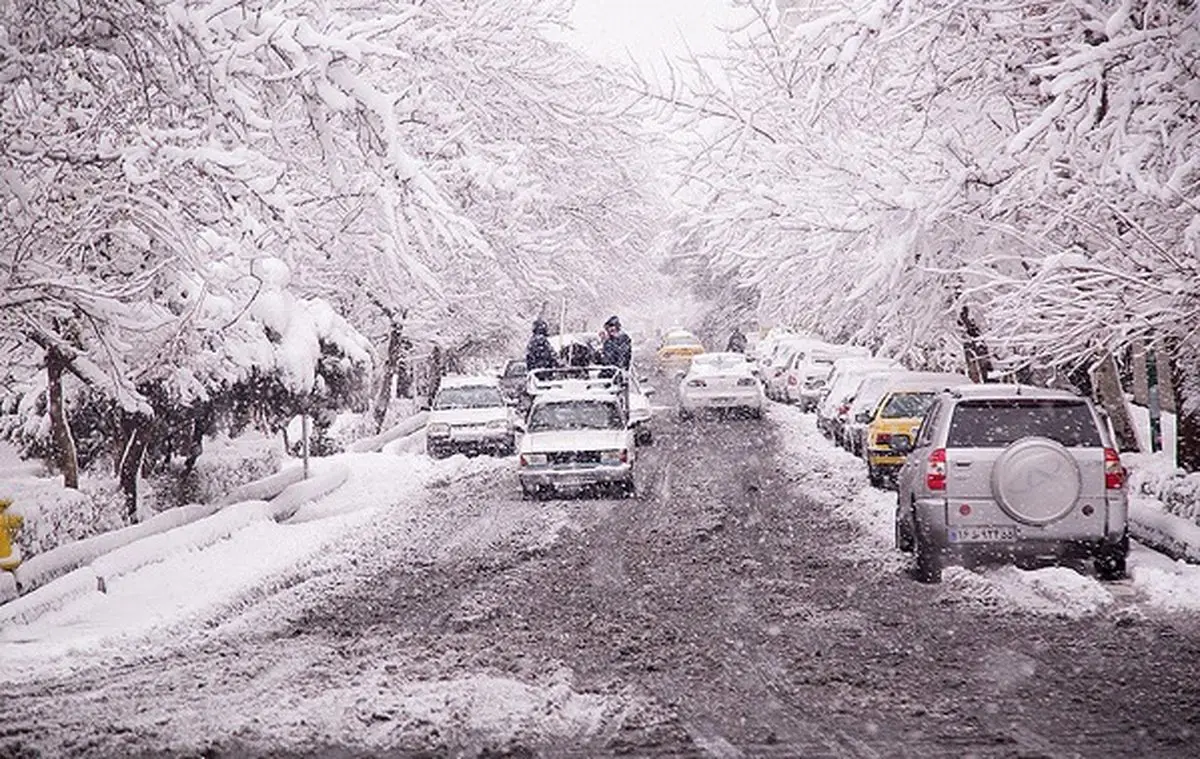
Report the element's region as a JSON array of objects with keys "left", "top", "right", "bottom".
[{"left": 954, "top": 460, "right": 973, "bottom": 467}]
